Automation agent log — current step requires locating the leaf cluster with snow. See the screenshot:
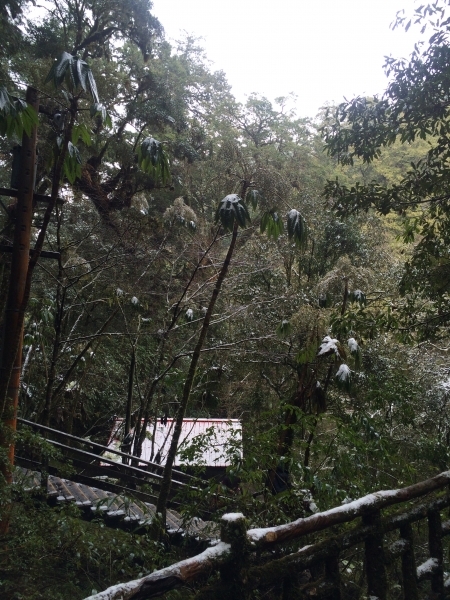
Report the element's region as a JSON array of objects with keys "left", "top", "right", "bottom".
[
  {"left": 318, "top": 335, "right": 340, "bottom": 357},
  {"left": 336, "top": 363, "right": 351, "bottom": 382}
]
